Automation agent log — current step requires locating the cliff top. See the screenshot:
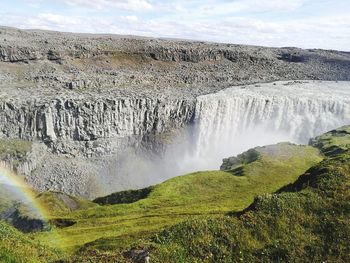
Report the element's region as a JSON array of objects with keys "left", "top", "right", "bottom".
[{"left": 1, "top": 26, "right": 350, "bottom": 99}]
